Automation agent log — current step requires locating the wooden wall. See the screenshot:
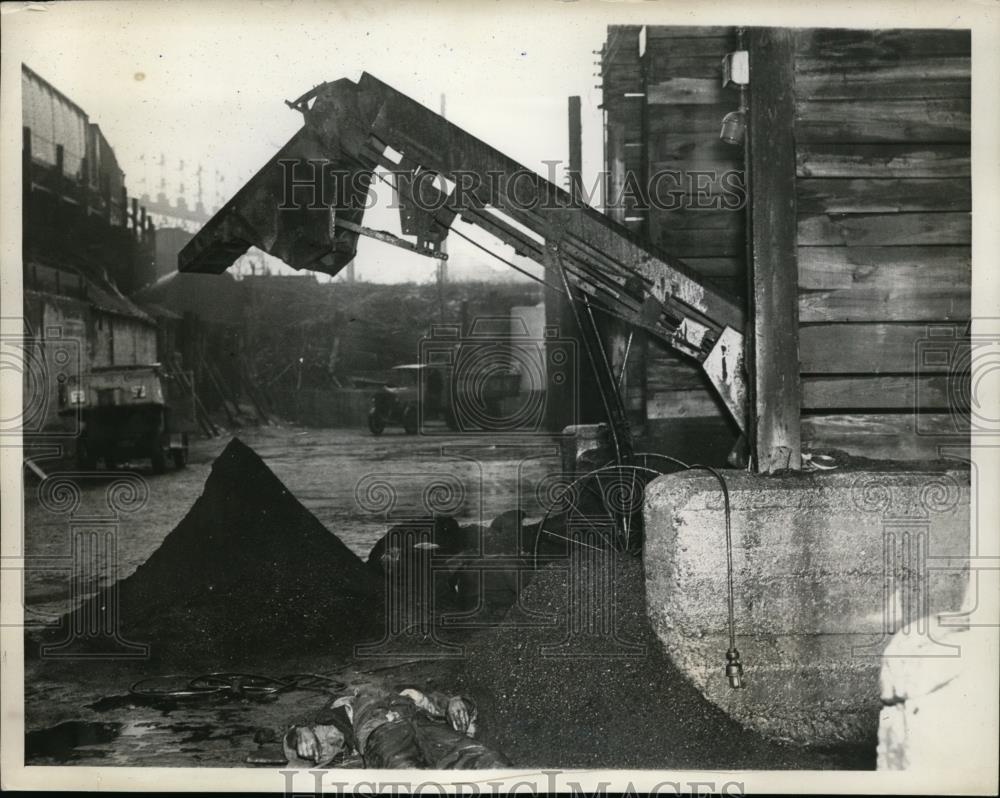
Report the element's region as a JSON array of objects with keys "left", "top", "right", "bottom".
[
  {"left": 793, "top": 28, "right": 971, "bottom": 460},
  {"left": 599, "top": 26, "right": 649, "bottom": 425},
  {"left": 602, "top": 26, "right": 743, "bottom": 445},
  {"left": 601, "top": 25, "right": 971, "bottom": 461}
]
